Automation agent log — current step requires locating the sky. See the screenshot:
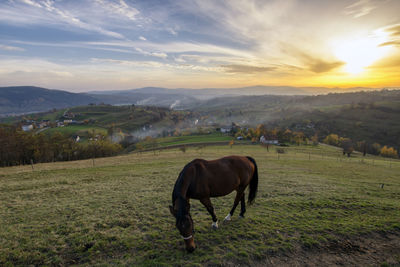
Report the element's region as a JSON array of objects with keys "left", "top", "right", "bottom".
[{"left": 0, "top": 0, "right": 400, "bottom": 92}]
